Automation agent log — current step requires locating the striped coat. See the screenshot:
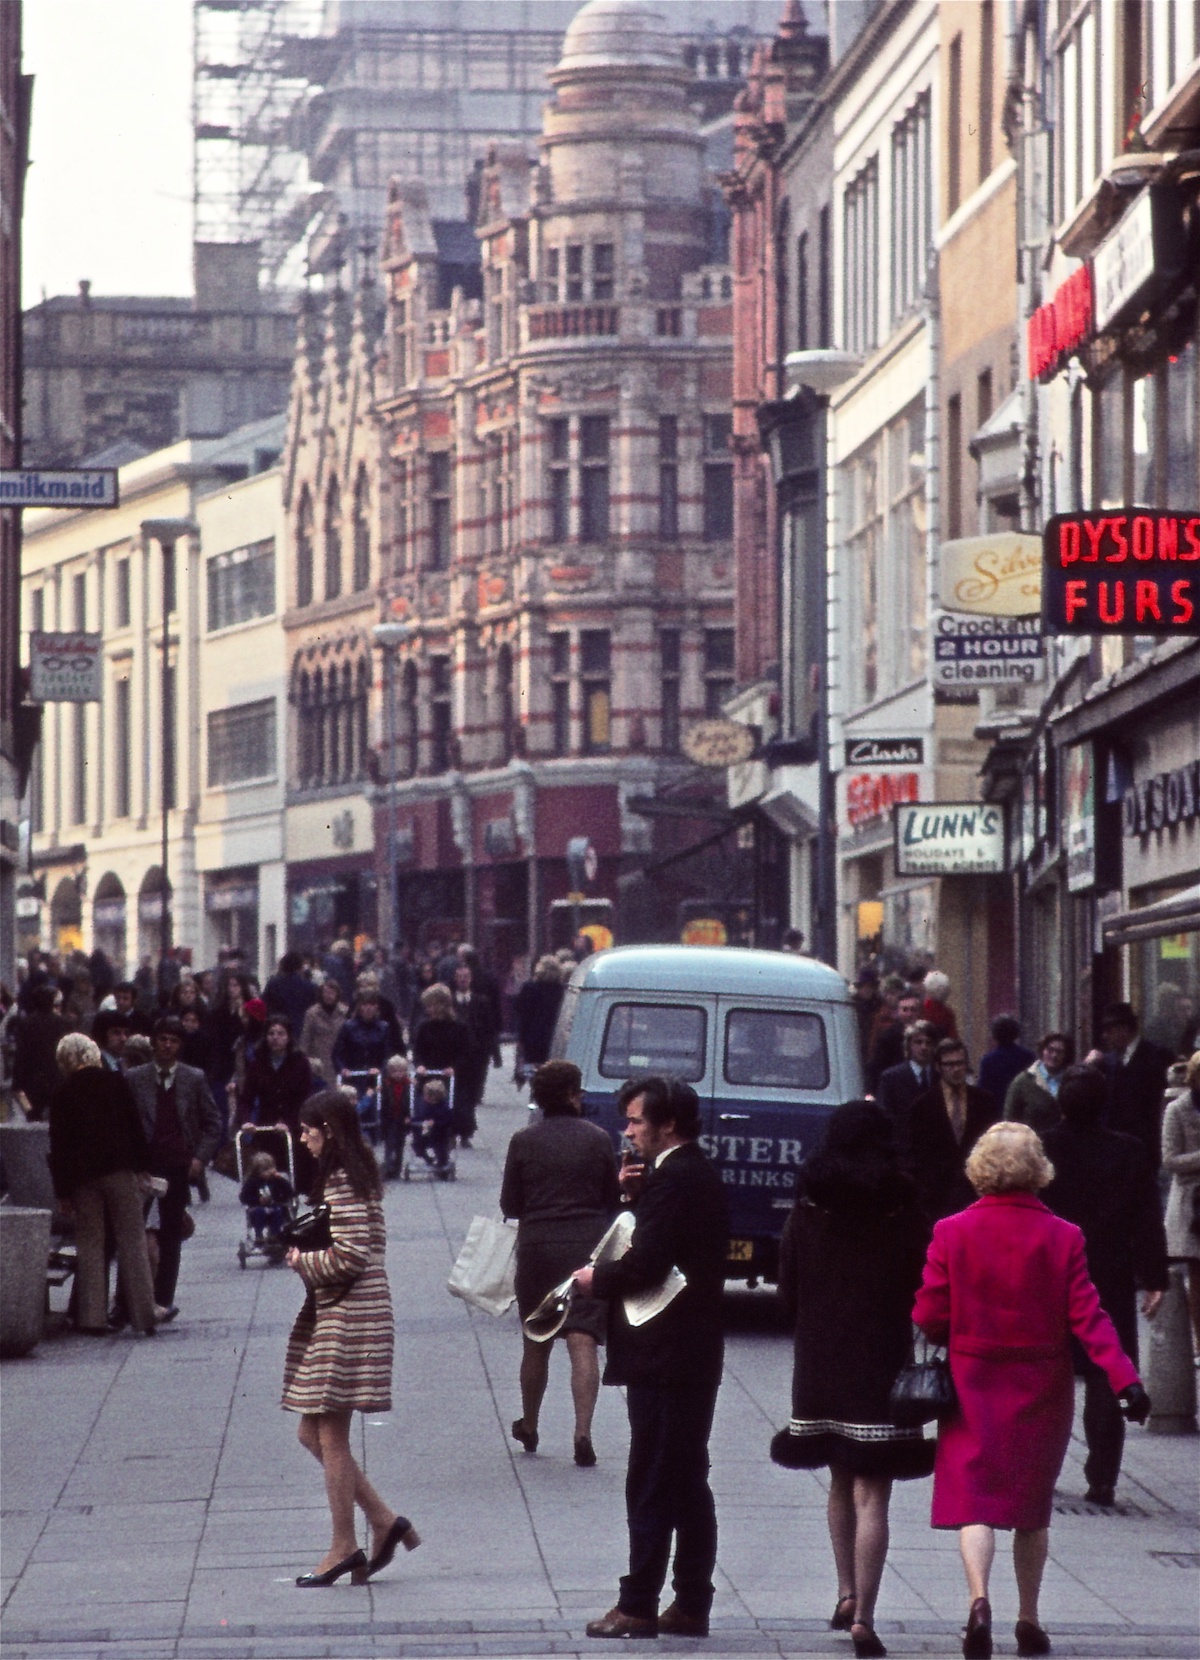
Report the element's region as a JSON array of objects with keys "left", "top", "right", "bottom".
[{"left": 281, "top": 1168, "right": 394, "bottom": 1415}]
